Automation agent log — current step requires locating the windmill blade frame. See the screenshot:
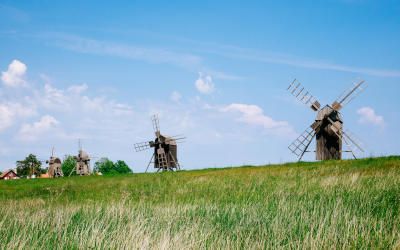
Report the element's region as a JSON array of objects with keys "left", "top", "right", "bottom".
[
  {"left": 287, "top": 79, "right": 321, "bottom": 112},
  {"left": 332, "top": 80, "right": 366, "bottom": 111},
  {"left": 327, "top": 117, "right": 365, "bottom": 158},
  {"left": 288, "top": 126, "right": 316, "bottom": 161},
  {"left": 134, "top": 141, "right": 152, "bottom": 152},
  {"left": 165, "top": 137, "right": 186, "bottom": 143},
  {"left": 152, "top": 114, "right": 160, "bottom": 133},
  {"left": 341, "top": 129, "right": 365, "bottom": 156}
]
